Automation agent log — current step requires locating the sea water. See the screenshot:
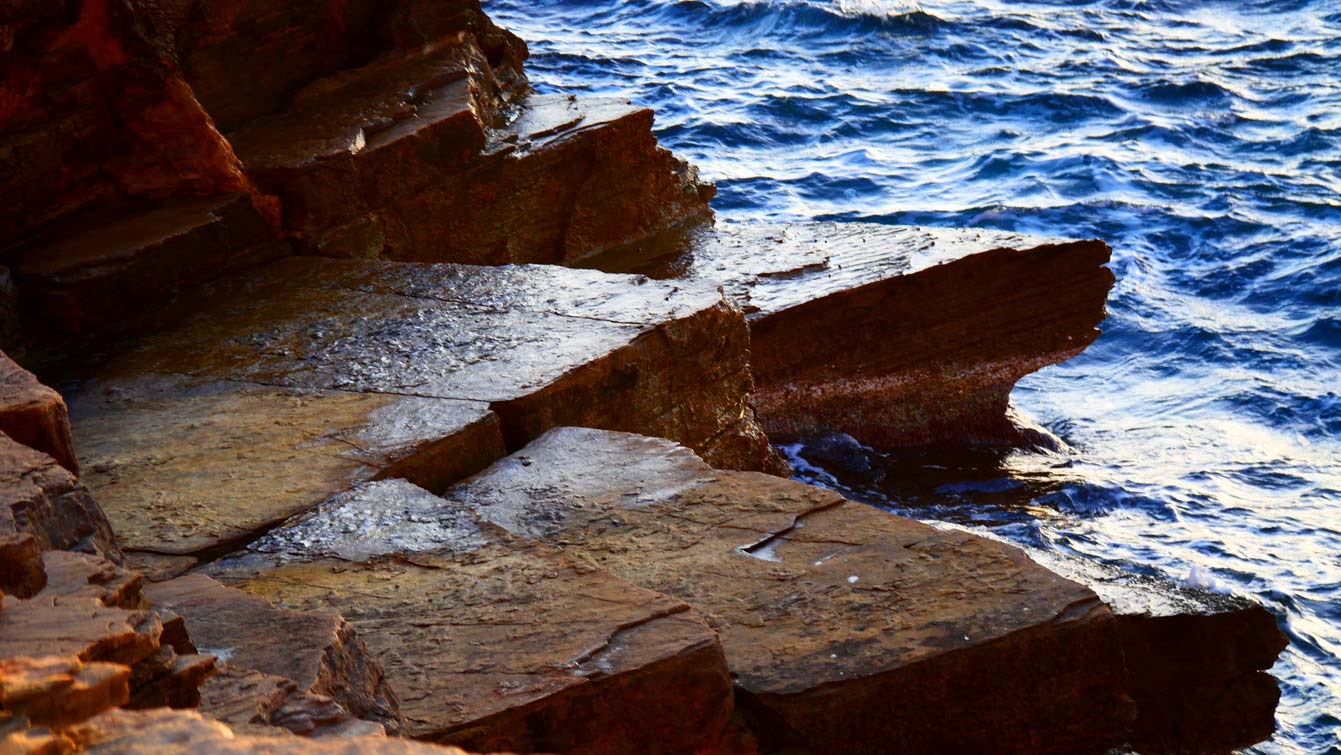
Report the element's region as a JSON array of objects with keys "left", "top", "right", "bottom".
[{"left": 483, "top": 1, "right": 1341, "bottom": 750}]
